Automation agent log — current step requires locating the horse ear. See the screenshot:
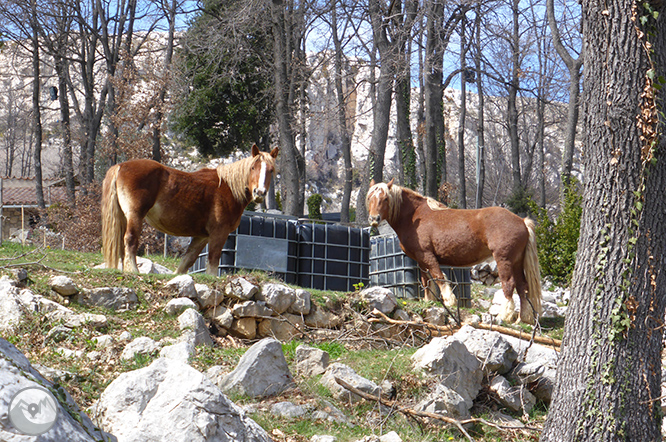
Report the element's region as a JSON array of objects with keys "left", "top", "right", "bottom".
[
  {"left": 387, "top": 178, "right": 394, "bottom": 188},
  {"left": 251, "top": 144, "right": 260, "bottom": 156},
  {"left": 270, "top": 147, "right": 279, "bottom": 158},
  {"left": 370, "top": 179, "right": 375, "bottom": 187}
]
